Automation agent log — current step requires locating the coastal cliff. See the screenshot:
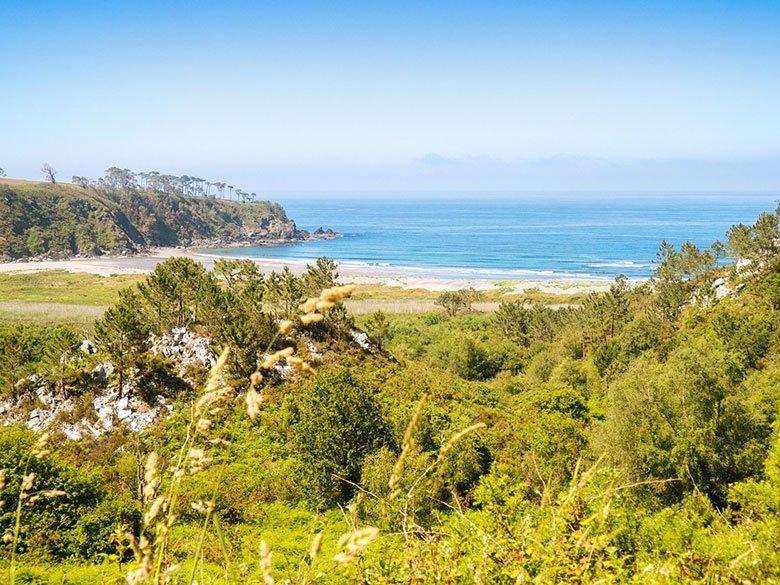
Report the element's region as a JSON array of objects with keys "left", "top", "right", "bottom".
[{"left": 0, "top": 179, "right": 336, "bottom": 260}]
